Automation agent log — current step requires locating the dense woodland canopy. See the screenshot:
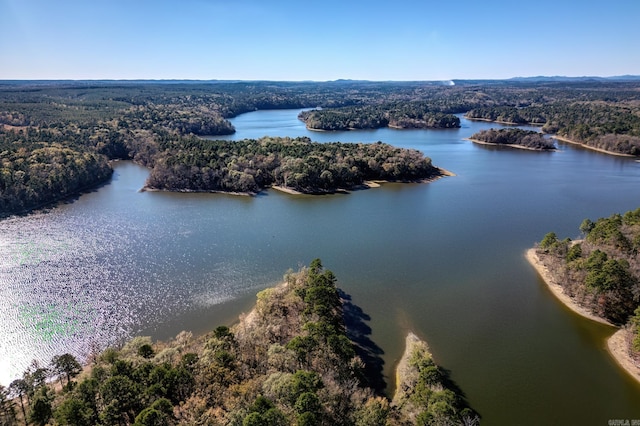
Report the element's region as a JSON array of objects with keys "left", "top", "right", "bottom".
[
  {"left": 3, "top": 80, "right": 640, "bottom": 421},
  {"left": 534, "top": 208, "right": 640, "bottom": 361},
  {"left": 146, "top": 137, "right": 441, "bottom": 194},
  {"left": 1, "top": 79, "right": 640, "bottom": 215},
  {"left": 298, "top": 102, "right": 461, "bottom": 131},
  {"left": 0, "top": 129, "right": 112, "bottom": 214},
  {"left": 469, "top": 128, "right": 555, "bottom": 150},
  {"left": 0, "top": 261, "right": 478, "bottom": 426},
  {"left": 466, "top": 102, "right": 640, "bottom": 155}
]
